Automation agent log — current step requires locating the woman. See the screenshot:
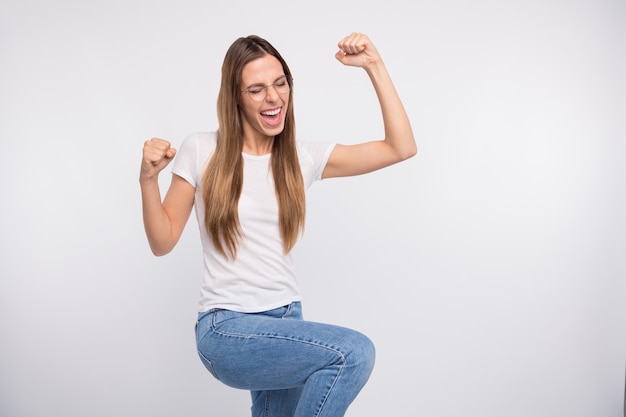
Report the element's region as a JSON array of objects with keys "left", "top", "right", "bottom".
[{"left": 140, "top": 32, "right": 416, "bottom": 417}]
